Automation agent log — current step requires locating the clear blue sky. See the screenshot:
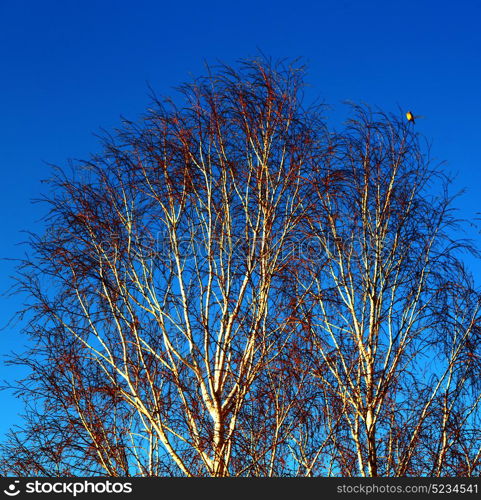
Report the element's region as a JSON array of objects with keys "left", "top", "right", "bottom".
[{"left": 1, "top": 0, "right": 480, "bottom": 436}]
